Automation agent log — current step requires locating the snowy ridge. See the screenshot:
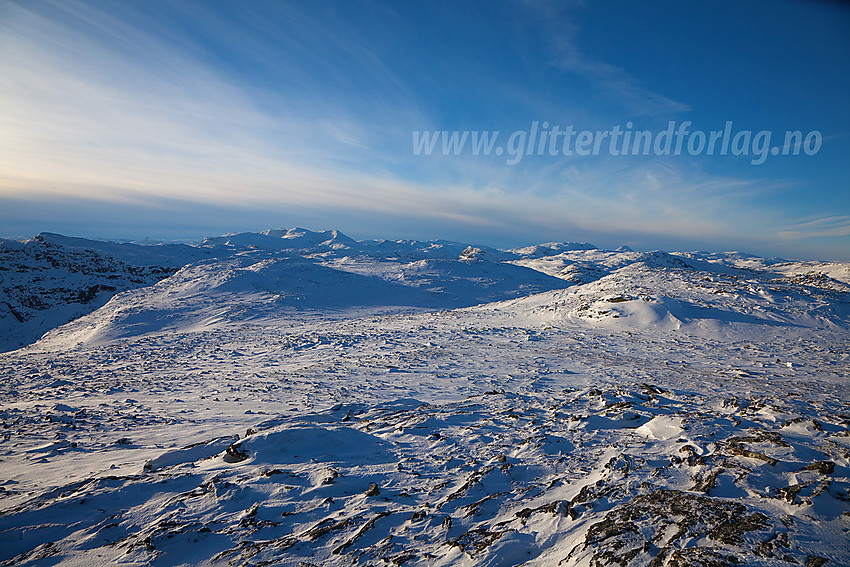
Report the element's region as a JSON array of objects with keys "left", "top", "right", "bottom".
[
  {"left": 31, "top": 232, "right": 211, "bottom": 267},
  {"left": 32, "top": 248, "right": 572, "bottom": 350},
  {"left": 0, "top": 234, "right": 181, "bottom": 352},
  {"left": 484, "top": 261, "right": 850, "bottom": 337}
]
